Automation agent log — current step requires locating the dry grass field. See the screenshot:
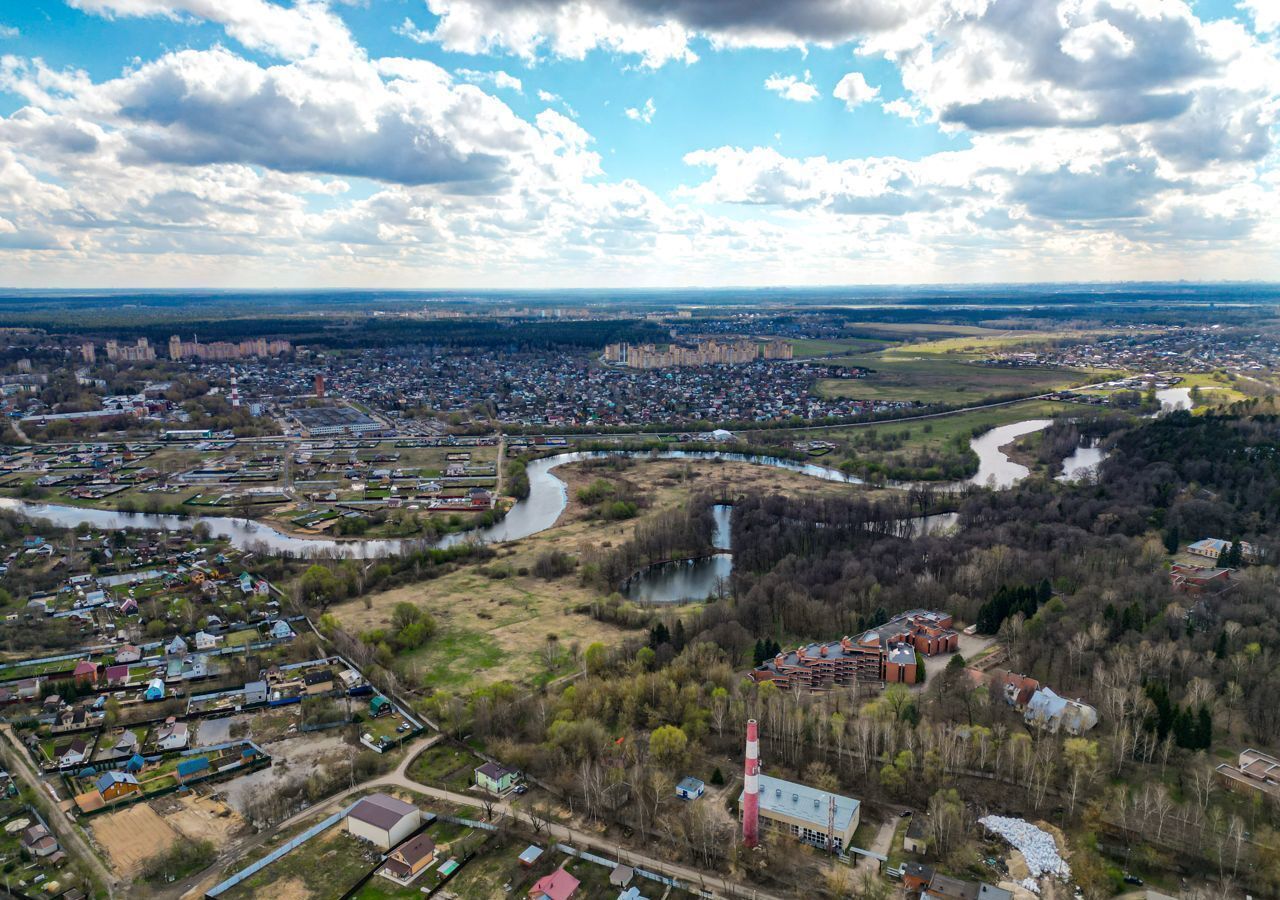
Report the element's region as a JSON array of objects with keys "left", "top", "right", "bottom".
[{"left": 331, "top": 457, "right": 875, "bottom": 692}]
